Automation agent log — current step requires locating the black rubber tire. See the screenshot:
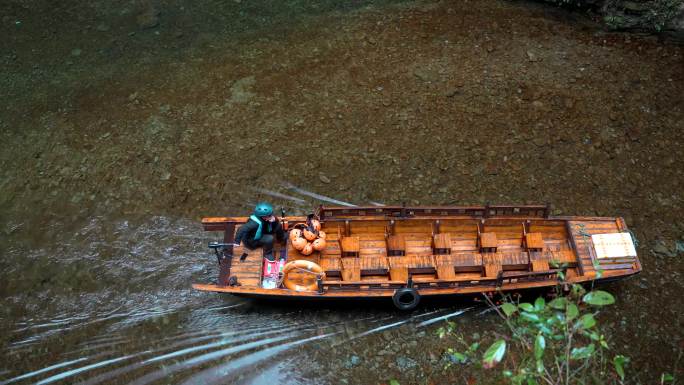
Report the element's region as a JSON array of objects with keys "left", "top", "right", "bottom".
[{"left": 392, "top": 288, "right": 420, "bottom": 310}]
